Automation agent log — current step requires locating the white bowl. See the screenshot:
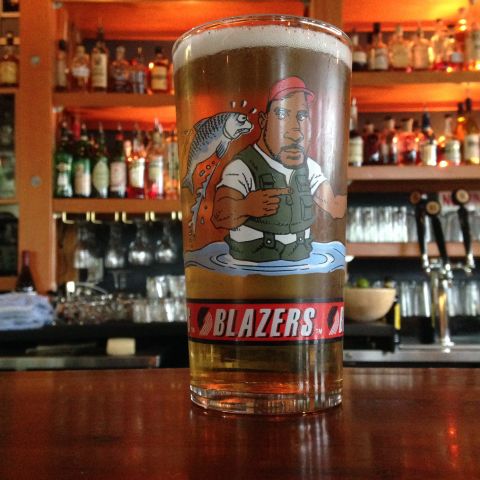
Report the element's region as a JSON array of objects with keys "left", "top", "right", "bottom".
[{"left": 344, "top": 287, "right": 396, "bottom": 323}]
